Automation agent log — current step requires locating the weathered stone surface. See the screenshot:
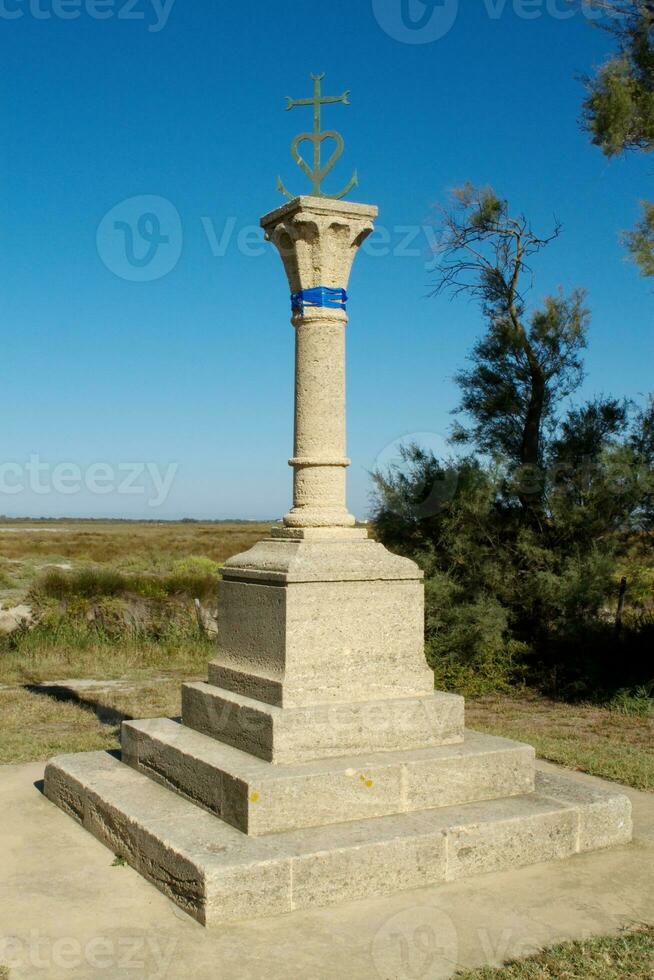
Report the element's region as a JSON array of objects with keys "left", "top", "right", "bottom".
[
  {"left": 445, "top": 797, "right": 578, "bottom": 881},
  {"left": 181, "top": 681, "right": 465, "bottom": 764},
  {"left": 535, "top": 769, "right": 633, "bottom": 851},
  {"left": 44, "top": 750, "right": 631, "bottom": 927},
  {"left": 221, "top": 533, "right": 420, "bottom": 583},
  {"left": 122, "top": 720, "right": 535, "bottom": 835},
  {"left": 213, "top": 531, "right": 434, "bottom": 708}
]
